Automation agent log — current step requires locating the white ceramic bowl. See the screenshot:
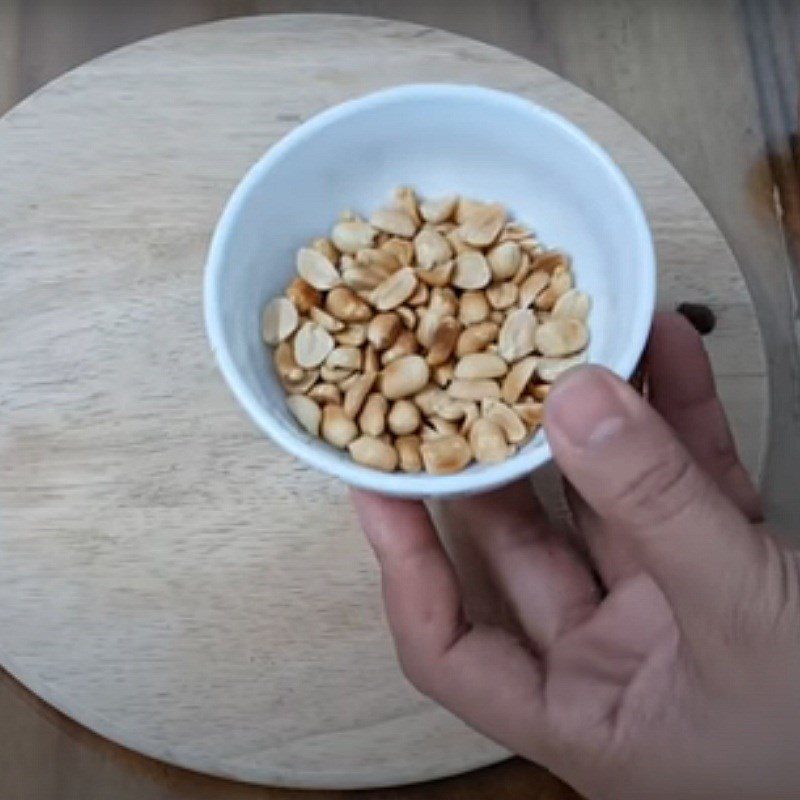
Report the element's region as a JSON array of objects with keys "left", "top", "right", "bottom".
[{"left": 204, "top": 84, "right": 656, "bottom": 497}]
